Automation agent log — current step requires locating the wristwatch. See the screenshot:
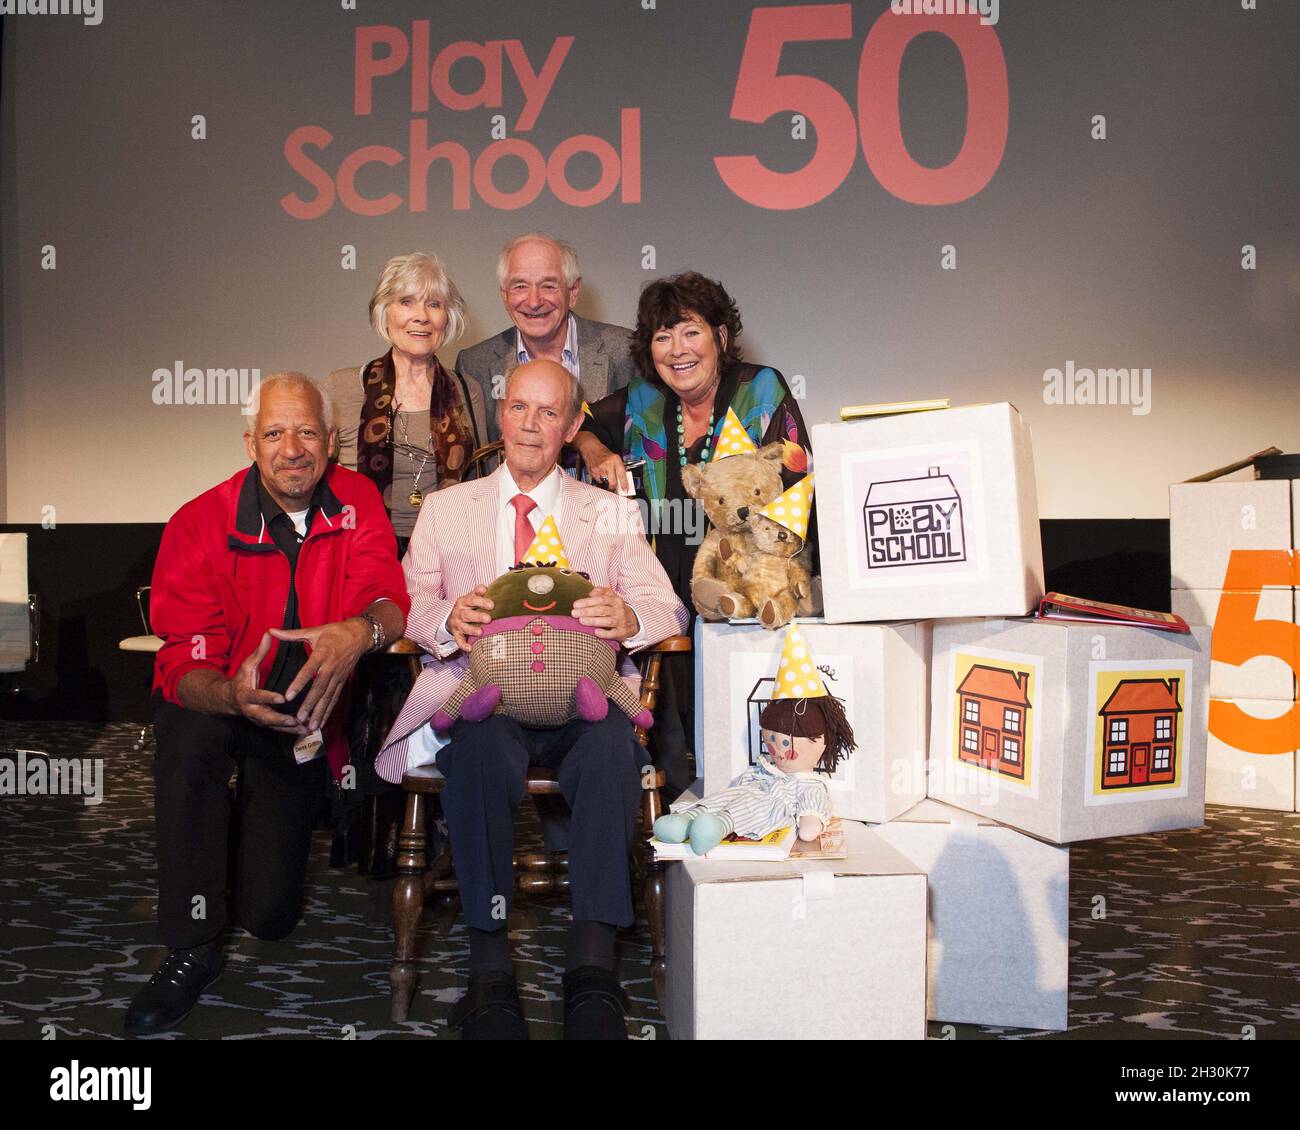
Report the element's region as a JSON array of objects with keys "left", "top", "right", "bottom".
[{"left": 360, "top": 611, "right": 386, "bottom": 653}]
